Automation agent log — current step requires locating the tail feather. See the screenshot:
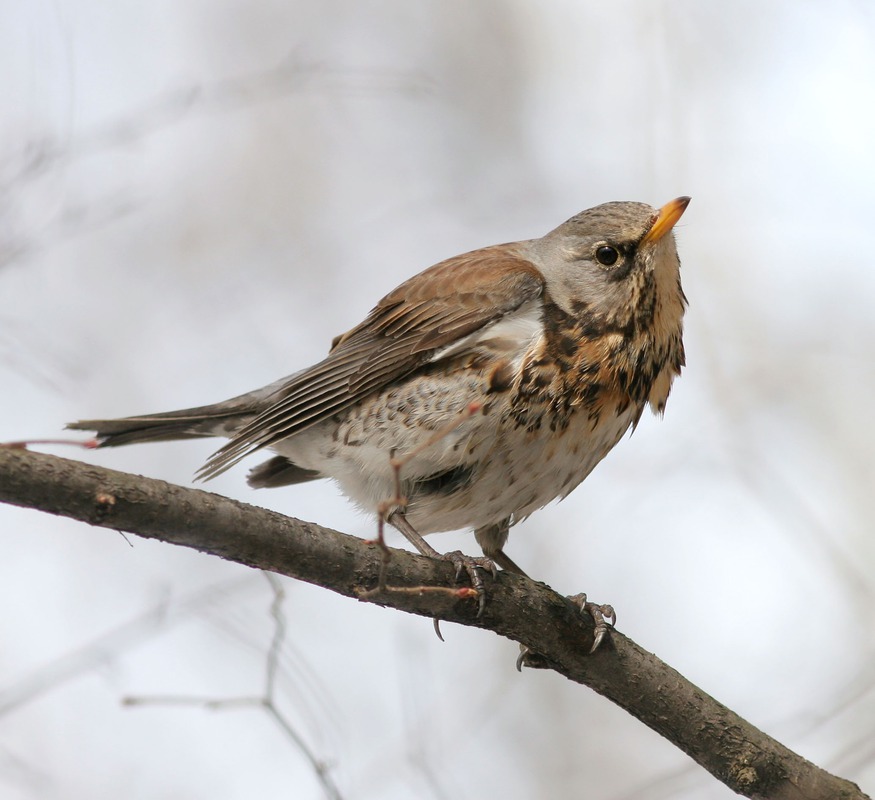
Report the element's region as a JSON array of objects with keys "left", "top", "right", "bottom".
[
  {"left": 246, "top": 456, "right": 321, "bottom": 489},
  {"left": 67, "top": 403, "right": 251, "bottom": 448},
  {"left": 67, "top": 378, "right": 309, "bottom": 479}
]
